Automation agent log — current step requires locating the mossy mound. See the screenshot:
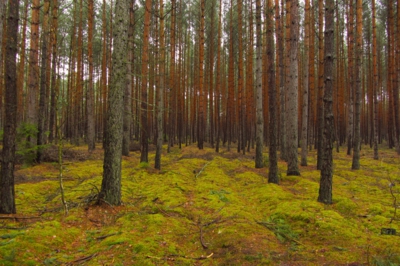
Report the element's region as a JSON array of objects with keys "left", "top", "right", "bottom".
[{"left": 0, "top": 144, "right": 399, "bottom": 265}]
